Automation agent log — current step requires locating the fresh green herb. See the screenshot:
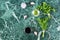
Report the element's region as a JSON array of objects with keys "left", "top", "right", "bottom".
[
  {"left": 36, "top": 17, "right": 49, "bottom": 30},
  {"left": 36, "top": 16, "right": 50, "bottom": 37},
  {"left": 34, "top": 2, "right": 56, "bottom": 38},
  {"left": 36, "top": 2, "right": 56, "bottom": 15}
]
